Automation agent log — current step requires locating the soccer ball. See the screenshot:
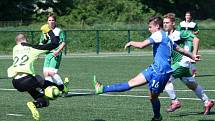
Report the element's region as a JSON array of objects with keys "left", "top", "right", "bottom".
[{"left": 44, "top": 86, "right": 60, "bottom": 100}]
